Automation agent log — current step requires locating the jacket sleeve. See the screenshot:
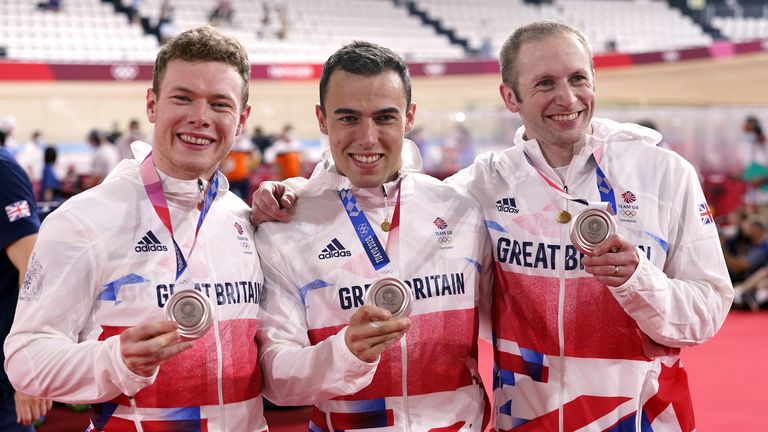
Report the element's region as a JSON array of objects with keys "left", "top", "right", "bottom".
[
  {"left": 610, "top": 159, "right": 734, "bottom": 347},
  {"left": 255, "top": 233, "right": 377, "bottom": 406},
  {"left": 3, "top": 209, "right": 154, "bottom": 403}
]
